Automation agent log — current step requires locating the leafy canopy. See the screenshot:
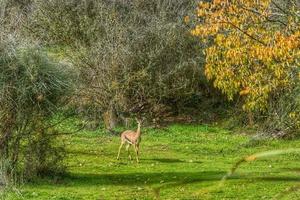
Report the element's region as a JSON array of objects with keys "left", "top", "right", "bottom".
[{"left": 192, "top": 0, "right": 300, "bottom": 111}]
